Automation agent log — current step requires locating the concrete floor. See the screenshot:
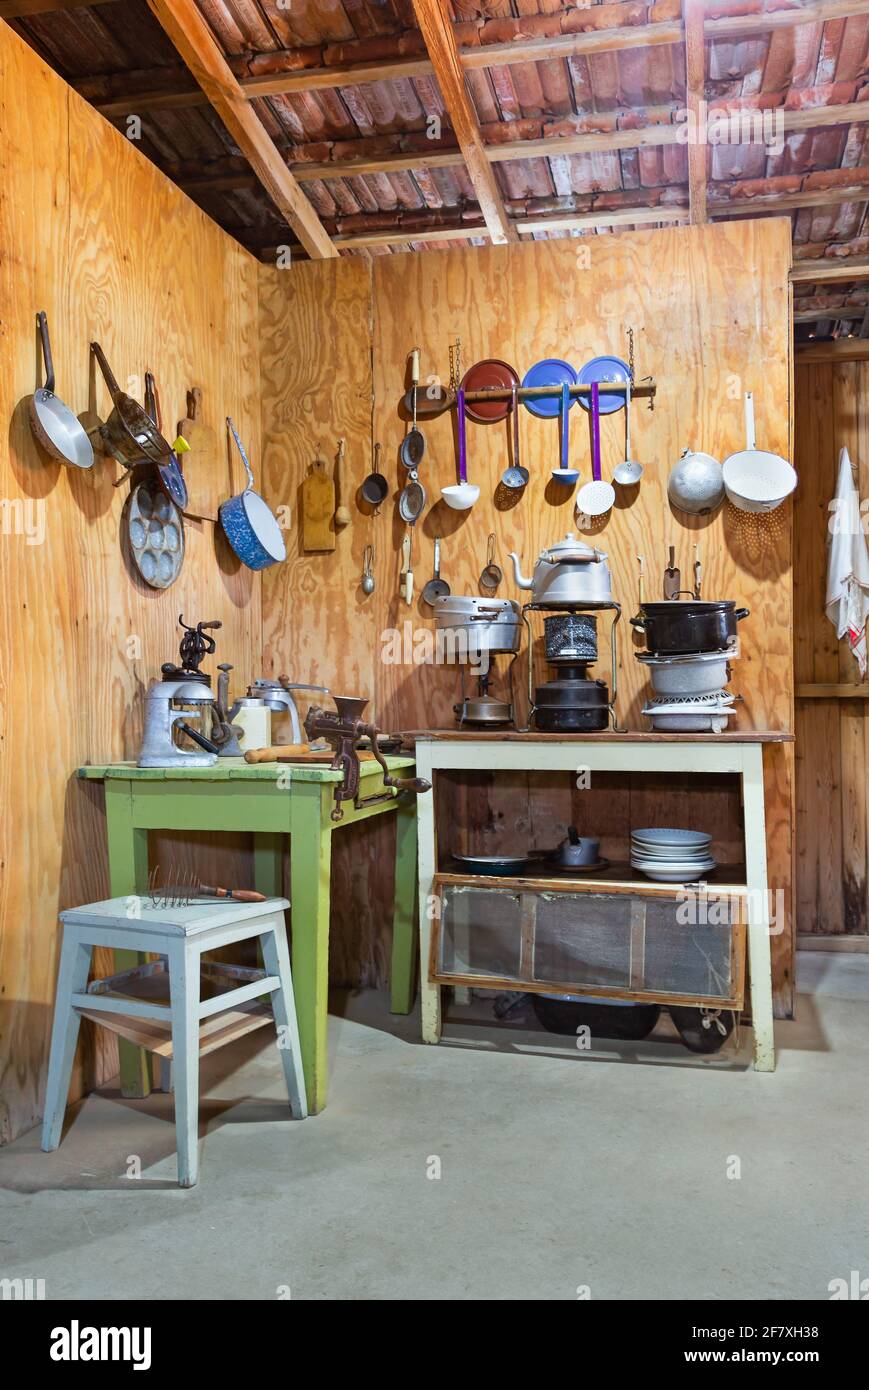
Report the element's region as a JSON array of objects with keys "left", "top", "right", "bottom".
[{"left": 1, "top": 953, "right": 868, "bottom": 1300}]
